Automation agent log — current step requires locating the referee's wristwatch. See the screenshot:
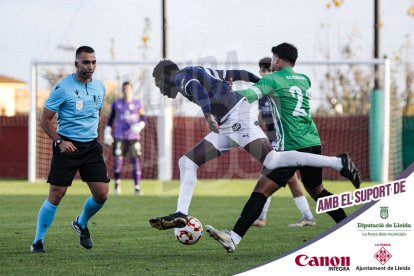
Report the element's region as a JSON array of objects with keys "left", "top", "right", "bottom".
[{"left": 55, "top": 138, "right": 62, "bottom": 147}]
